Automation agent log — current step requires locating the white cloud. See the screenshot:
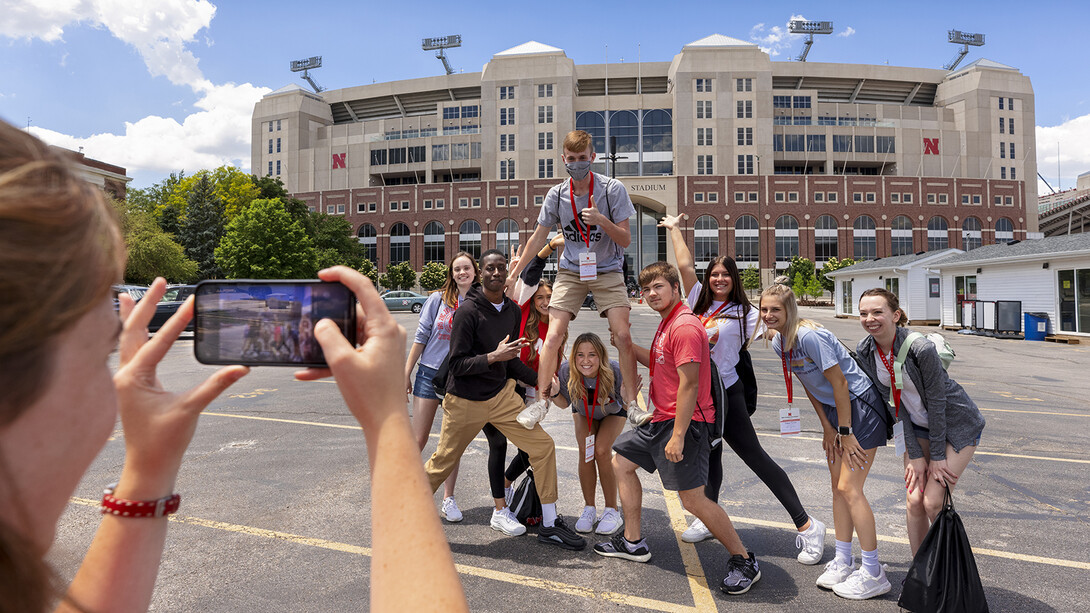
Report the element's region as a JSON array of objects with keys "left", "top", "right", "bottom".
[
  {"left": 837, "top": 26, "right": 856, "bottom": 38},
  {"left": 750, "top": 14, "right": 807, "bottom": 57},
  {"left": 4, "top": 1, "right": 271, "bottom": 179},
  {"left": 1036, "top": 113, "right": 1090, "bottom": 194}
]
